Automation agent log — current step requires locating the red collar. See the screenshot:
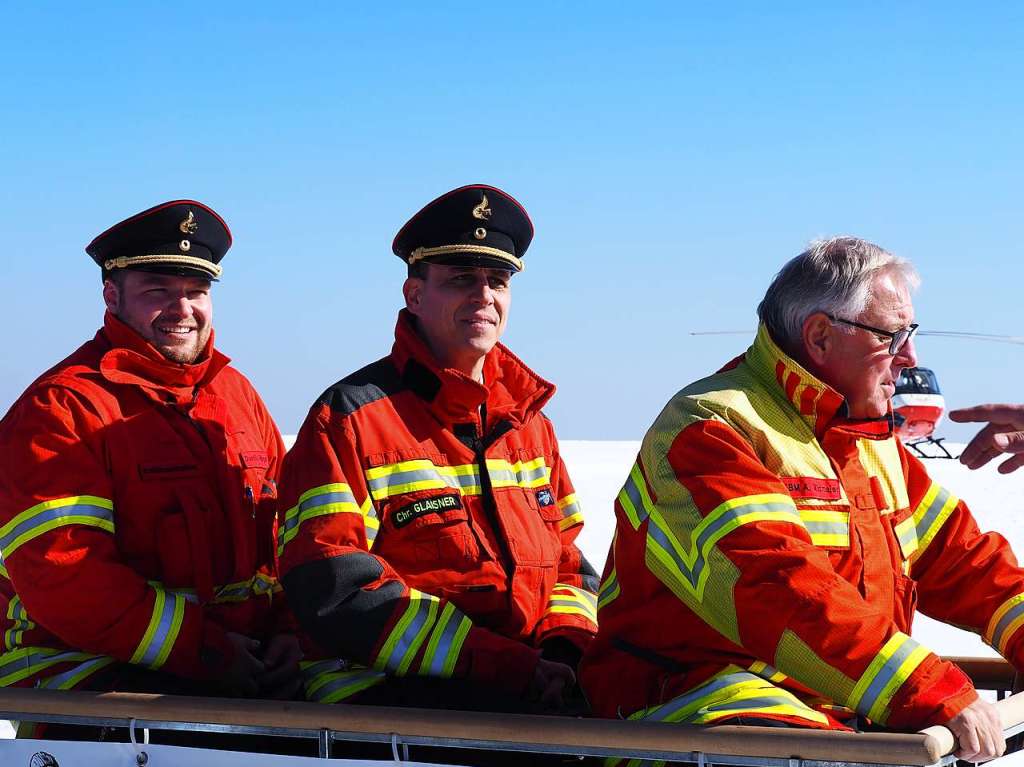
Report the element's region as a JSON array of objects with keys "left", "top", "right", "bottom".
[
  {"left": 97, "top": 312, "right": 229, "bottom": 401},
  {"left": 389, "top": 309, "right": 555, "bottom": 431}
]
